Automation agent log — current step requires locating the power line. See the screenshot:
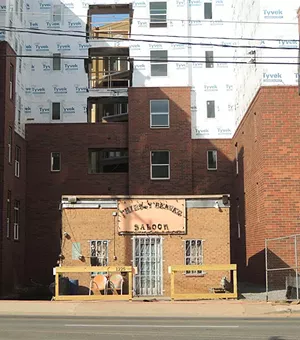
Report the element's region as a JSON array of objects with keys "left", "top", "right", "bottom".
[
  {"left": 1, "top": 10, "right": 299, "bottom": 25},
  {"left": 1, "top": 54, "right": 299, "bottom": 66},
  {"left": 1, "top": 27, "right": 299, "bottom": 51},
  {"left": 1, "top": 24, "right": 299, "bottom": 43}
]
